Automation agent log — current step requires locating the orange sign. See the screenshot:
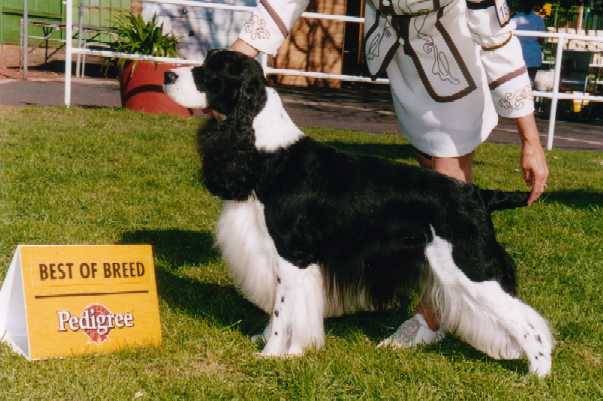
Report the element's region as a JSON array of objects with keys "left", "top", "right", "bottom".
[{"left": 0, "top": 245, "right": 161, "bottom": 360}]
